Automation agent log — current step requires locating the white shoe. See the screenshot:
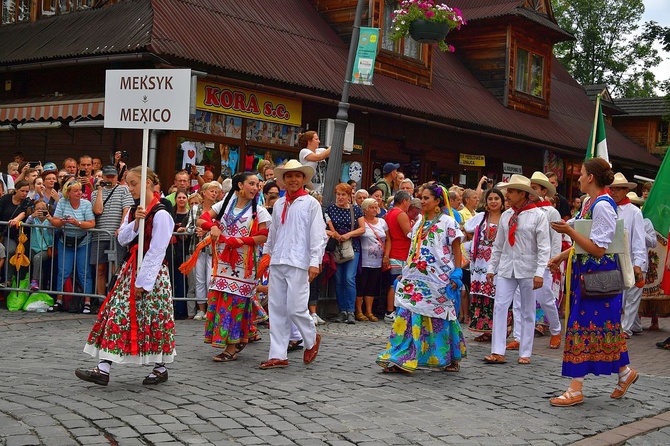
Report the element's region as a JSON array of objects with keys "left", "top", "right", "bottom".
[
  {"left": 193, "top": 310, "right": 206, "bottom": 321},
  {"left": 384, "top": 311, "right": 396, "bottom": 322},
  {"left": 312, "top": 313, "right": 326, "bottom": 325}
]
